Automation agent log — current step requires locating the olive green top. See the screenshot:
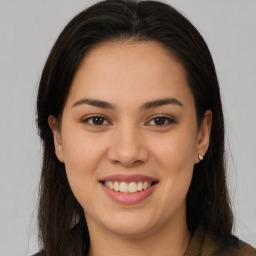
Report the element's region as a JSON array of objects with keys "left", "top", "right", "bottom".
[
  {"left": 184, "top": 225, "right": 256, "bottom": 256},
  {"left": 33, "top": 225, "right": 256, "bottom": 256}
]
